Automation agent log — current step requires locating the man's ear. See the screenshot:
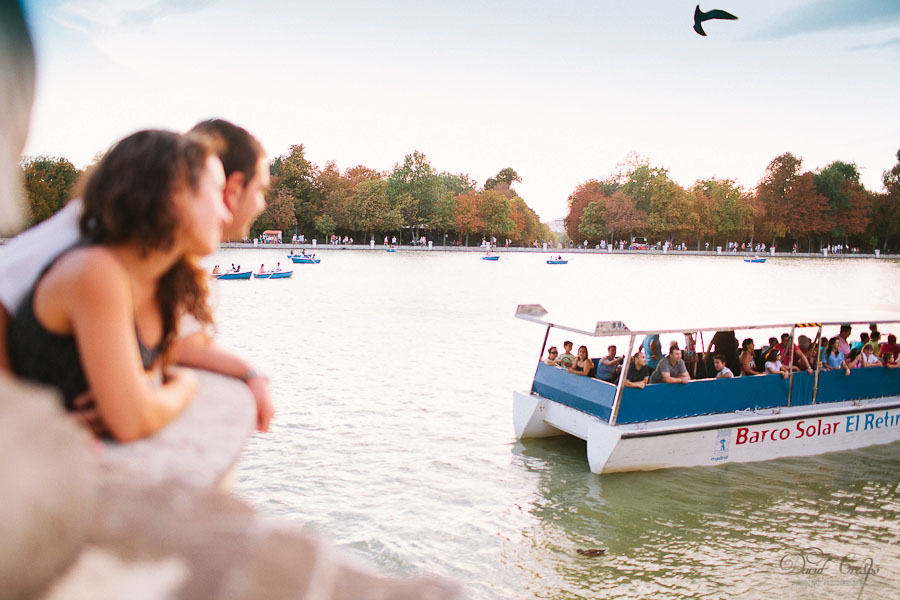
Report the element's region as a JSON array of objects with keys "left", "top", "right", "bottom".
[{"left": 222, "top": 171, "right": 246, "bottom": 213}]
